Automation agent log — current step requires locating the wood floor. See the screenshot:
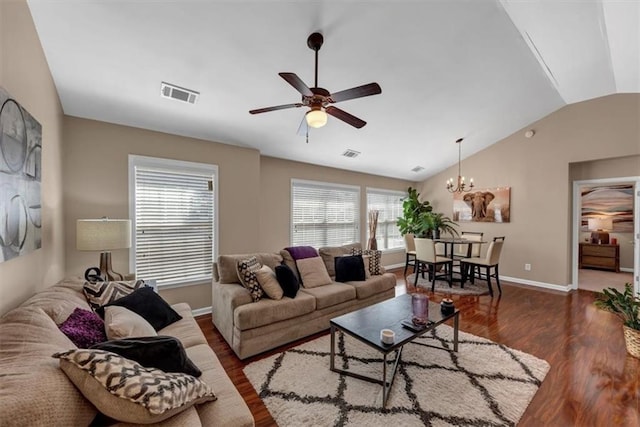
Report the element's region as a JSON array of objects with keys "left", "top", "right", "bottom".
[{"left": 197, "top": 270, "right": 640, "bottom": 426}]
